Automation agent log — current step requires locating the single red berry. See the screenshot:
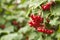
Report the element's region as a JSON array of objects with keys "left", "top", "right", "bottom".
[
  {"left": 37, "top": 27, "right": 42, "bottom": 32},
  {"left": 46, "top": 30, "right": 54, "bottom": 34},
  {"left": 30, "top": 14, "right": 35, "bottom": 20},
  {"left": 12, "top": 20, "right": 18, "bottom": 25},
  {"left": 0, "top": 25, "right": 5, "bottom": 29},
  {"left": 43, "top": 29, "right": 47, "bottom": 33},
  {"left": 49, "top": 30, "right": 54, "bottom": 34},
  {"left": 41, "top": 29, "right": 45, "bottom": 32},
  {"left": 29, "top": 21, "right": 36, "bottom": 27}
]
